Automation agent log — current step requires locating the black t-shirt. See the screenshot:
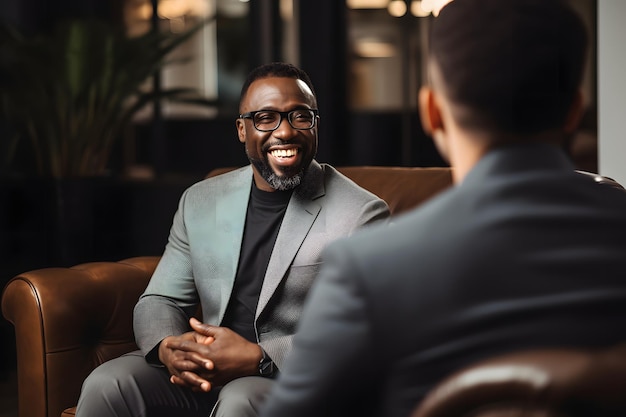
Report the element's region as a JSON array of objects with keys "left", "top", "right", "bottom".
[{"left": 220, "top": 182, "right": 292, "bottom": 342}]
